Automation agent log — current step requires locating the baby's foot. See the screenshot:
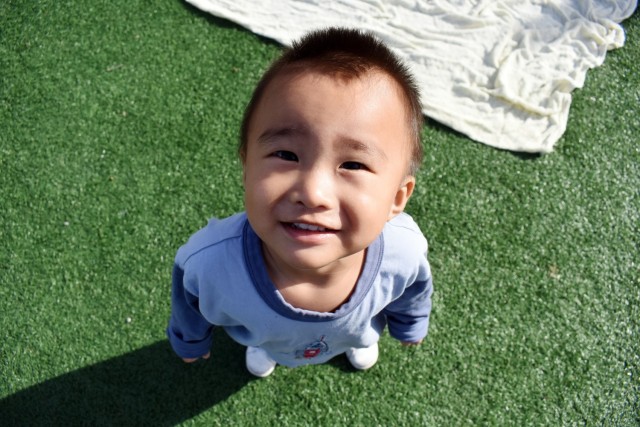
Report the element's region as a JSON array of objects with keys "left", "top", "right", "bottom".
[
  {"left": 246, "top": 346, "right": 277, "bottom": 377},
  {"left": 346, "top": 343, "right": 379, "bottom": 370}
]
